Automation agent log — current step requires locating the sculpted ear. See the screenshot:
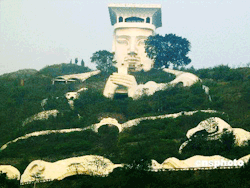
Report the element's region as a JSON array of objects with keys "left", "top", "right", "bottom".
[
  {"left": 112, "top": 34, "right": 116, "bottom": 53},
  {"left": 29, "top": 163, "right": 45, "bottom": 174}
]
